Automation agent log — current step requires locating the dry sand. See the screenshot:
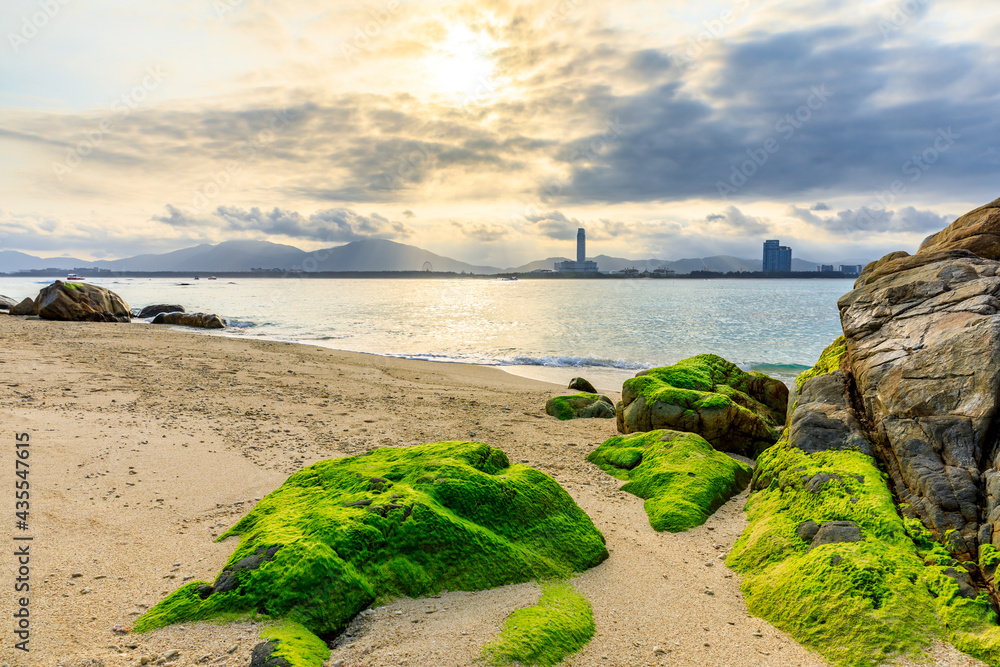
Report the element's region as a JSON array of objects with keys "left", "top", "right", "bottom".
[{"left": 0, "top": 315, "right": 985, "bottom": 667}]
